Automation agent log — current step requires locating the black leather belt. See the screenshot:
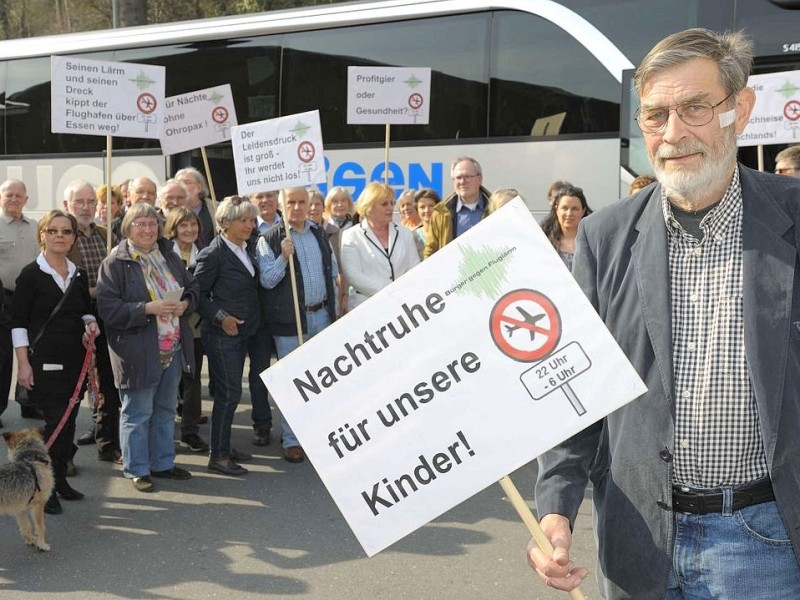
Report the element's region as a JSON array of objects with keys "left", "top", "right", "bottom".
[
  {"left": 672, "top": 477, "right": 775, "bottom": 514},
  {"left": 305, "top": 301, "right": 326, "bottom": 313}
]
